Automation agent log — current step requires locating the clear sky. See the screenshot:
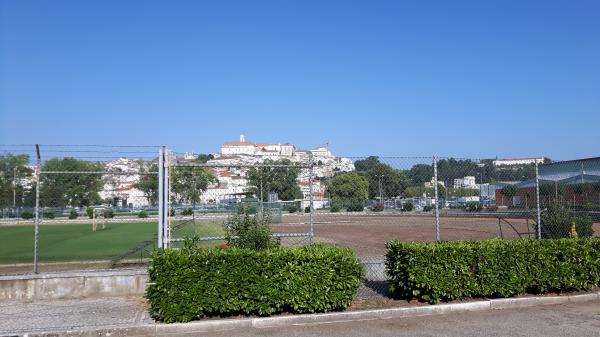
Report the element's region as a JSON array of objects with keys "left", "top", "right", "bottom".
[{"left": 1, "top": 0, "right": 598, "bottom": 160}]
